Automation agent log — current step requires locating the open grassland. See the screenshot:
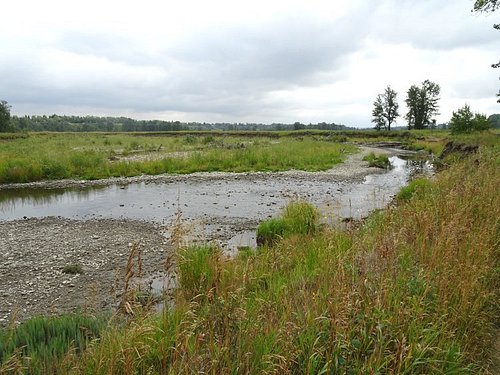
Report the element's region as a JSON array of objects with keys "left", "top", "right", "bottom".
[
  {"left": 1, "top": 134, "right": 498, "bottom": 374},
  {"left": 0, "top": 129, "right": 460, "bottom": 184},
  {"left": 0, "top": 133, "right": 358, "bottom": 183}
]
